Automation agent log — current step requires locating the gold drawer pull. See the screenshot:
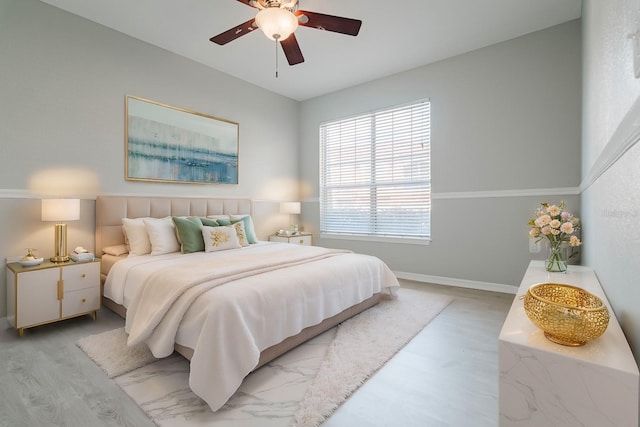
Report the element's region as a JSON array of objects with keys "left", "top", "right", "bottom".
[
  {"left": 81, "top": 298, "right": 86, "bottom": 303},
  {"left": 299, "top": 239, "right": 304, "bottom": 244},
  {"left": 81, "top": 274, "right": 86, "bottom": 278}
]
